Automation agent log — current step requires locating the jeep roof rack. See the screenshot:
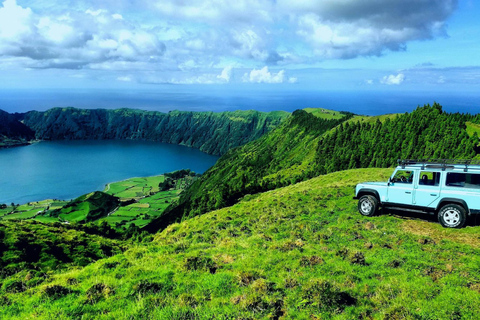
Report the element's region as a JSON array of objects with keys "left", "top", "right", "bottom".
[{"left": 398, "top": 159, "right": 480, "bottom": 172}]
